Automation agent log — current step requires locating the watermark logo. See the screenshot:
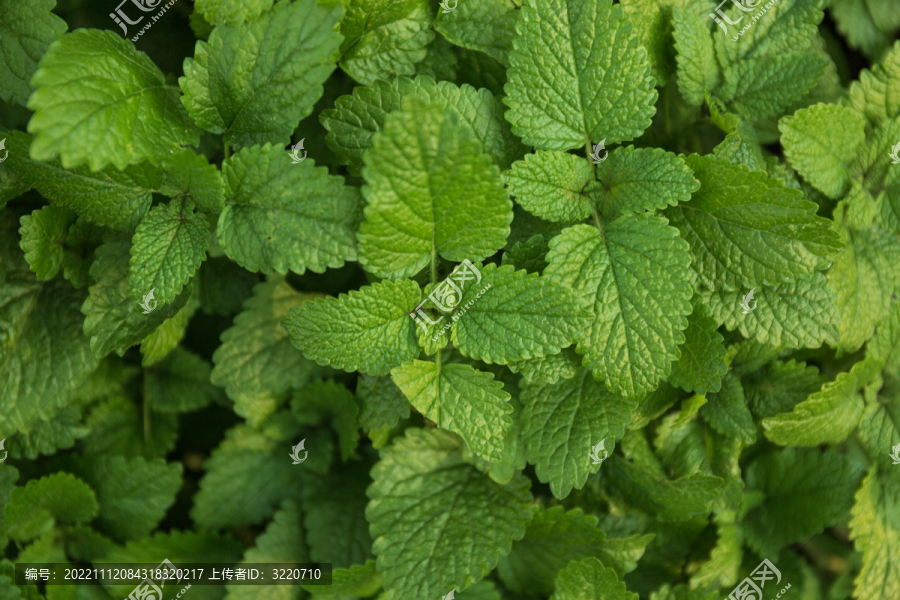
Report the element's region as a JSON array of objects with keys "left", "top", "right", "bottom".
[
  {"left": 889, "top": 142, "right": 900, "bottom": 165},
  {"left": 709, "top": 0, "right": 761, "bottom": 32},
  {"left": 109, "top": 0, "right": 162, "bottom": 35},
  {"left": 439, "top": 0, "right": 457, "bottom": 13},
  {"left": 589, "top": 438, "right": 609, "bottom": 465},
  {"left": 0, "top": 138, "right": 7, "bottom": 163},
  {"left": 409, "top": 260, "right": 492, "bottom": 342},
  {"left": 727, "top": 558, "right": 788, "bottom": 600},
  {"left": 0, "top": 439, "right": 6, "bottom": 463},
  {"left": 740, "top": 288, "right": 757, "bottom": 314},
  {"left": 290, "top": 439, "right": 307, "bottom": 464},
  {"left": 289, "top": 139, "right": 307, "bottom": 164},
  {"left": 890, "top": 442, "right": 900, "bottom": 465},
  {"left": 140, "top": 289, "right": 157, "bottom": 314},
  {"left": 125, "top": 558, "right": 183, "bottom": 600},
  {"left": 442, "top": 590, "right": 456, "bottom": 600},
  {"left": 591, "top": 139, "right": 608, "bottom": 164}
]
